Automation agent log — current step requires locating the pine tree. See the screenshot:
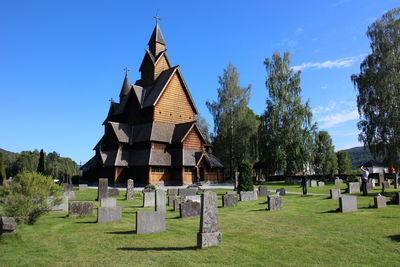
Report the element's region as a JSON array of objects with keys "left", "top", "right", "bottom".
[
  {"left": 0, "top": 151, "right": 6, "bottom": 183},
  {"left": 37, "top": 149, "right": 45, "bottom": 174}
]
